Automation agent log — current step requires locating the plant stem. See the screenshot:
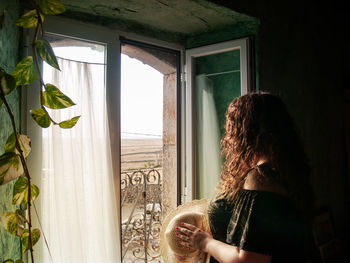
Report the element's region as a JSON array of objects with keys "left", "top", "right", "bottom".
[
  {"left": 0, "top": 87, "right": 34, "bottom": 263},
  {"left": 32, "top": 8, "right": 57, "bottom": 125}
]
